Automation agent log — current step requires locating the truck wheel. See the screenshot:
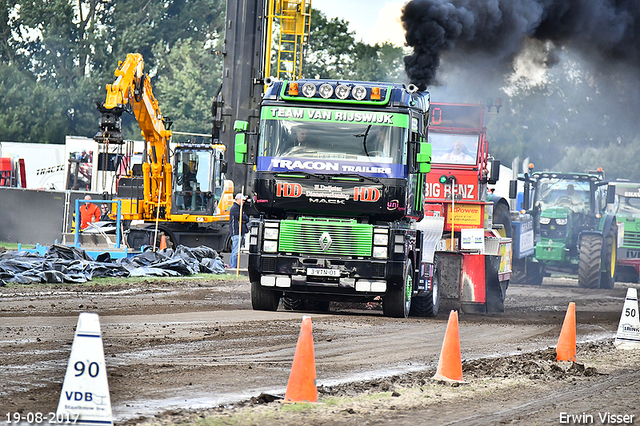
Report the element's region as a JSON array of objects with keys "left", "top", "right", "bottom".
[
  {"left": 525, "top": 262, "right": 544, "bottom": 286},
  {"left": 282, "top": 296, "right": 304, "bottom": 311},
  {"left": 305, "top": 300, "right": 330, "bottom": 312},
  {"left": 383, "top": 259, "right": 413, "bottom": 318},
  {"left": 578, "top": 234, "right": 602, "bottom": 289},
  {"left": 251, "top": 281, "right": 281, "bottom": 311},
  {"left": 409, "top": 262, "right": 440, "bottom": 317},
  {"left": 599, "top": 223, "right": 617, "bottom": 289}
]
